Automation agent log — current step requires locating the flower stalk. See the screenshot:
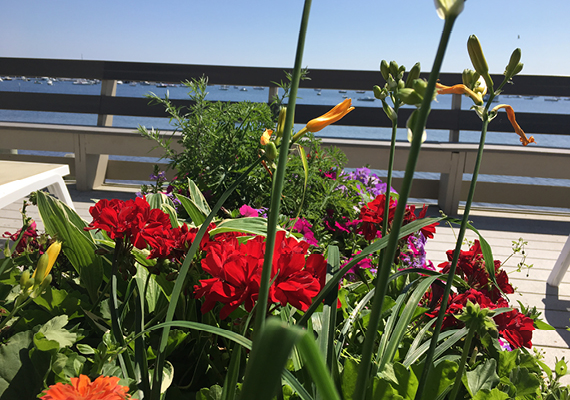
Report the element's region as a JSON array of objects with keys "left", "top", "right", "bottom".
[{"left": 353, "top": 14, "right": 459, "bottom": 400}]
